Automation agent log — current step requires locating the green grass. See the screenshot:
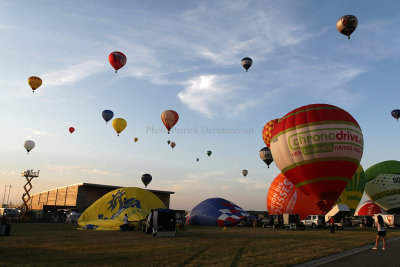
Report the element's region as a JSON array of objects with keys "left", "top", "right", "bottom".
[{"left": 1, "top": 224, "right": 399, "bottom": 266}]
